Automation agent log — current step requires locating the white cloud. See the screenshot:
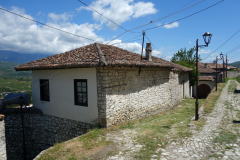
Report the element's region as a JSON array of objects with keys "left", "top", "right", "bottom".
[
  {"left": 189, "top": 41, "right": 191, "bottom": 44},
  {"left": 77, "top": 0, "right": 157, "bottom": 30},
  {"left": 0, "top": 6, "right": 159, "bottom": 58},
  {"left": 199, "top": 49, "right": 211, "bottom": 54},
  {"left": 0, "top": 6, "right": 104, "bottom": 54},
  {"left": 163, "top": 22, "right": 179, "bottom": 29},
  {"left": 132, "top": 2, "right": 158, "bottom": 18},
  {"left": 166, "top": 56, "right": 172, "bottom": 61},
  {"left": 108, "top": 39, "right": 142, "bottom": 53},
  {"left": 48, "top": 12, "right": 73, "bottom": 22}
]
